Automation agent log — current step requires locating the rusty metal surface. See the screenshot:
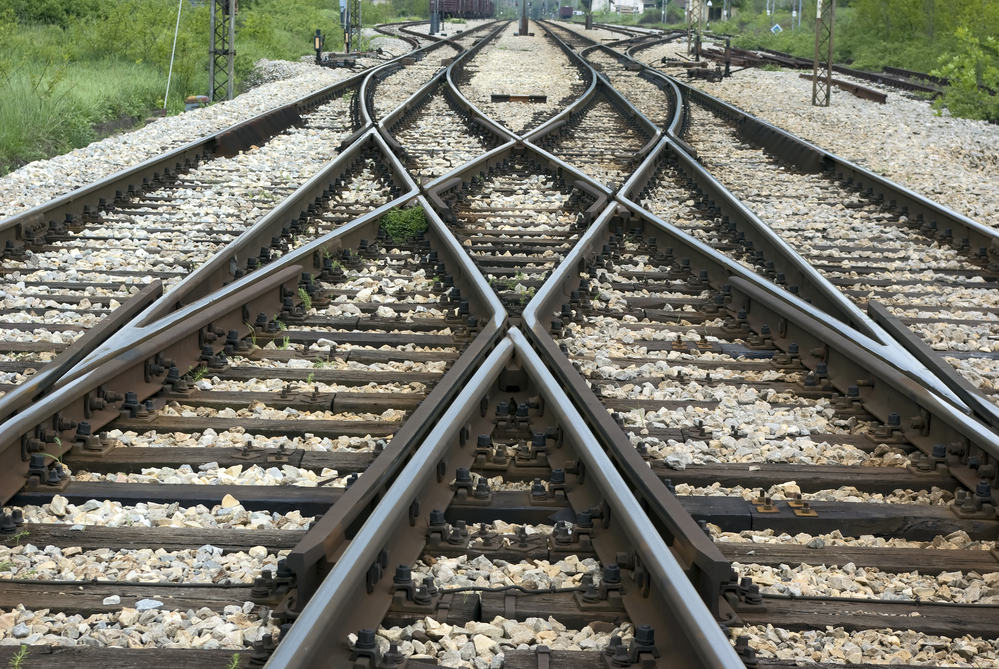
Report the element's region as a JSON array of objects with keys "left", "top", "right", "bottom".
[
  {"left": 0, "top": 281, "right": 162, "bottom": 423},
  {"left": 620, "top": 138, "right": 881, "bottom": 341},
  {"left": 282, "top": 195, "right": 507, "bottom": 607},
  {"left": 796, "top": 73, "right": 887, "bottom": 104},
  {"left": 0, "top": 73, "right": 367, "bottom": 254},
  {"left": 266, "top": 329, "right": 744, "bottom": 668}
]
